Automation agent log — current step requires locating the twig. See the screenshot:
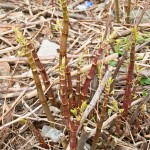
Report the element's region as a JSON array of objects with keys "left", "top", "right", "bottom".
[
  {"left": 0, "top": 45, "right": 20, "bottom": 54},
  {"left": 25, "top": 54, "right": 118, "bottom": 100},
  {"left": 89, "top": 97, "right": 149, "bottom": 138},
  {"left": 136, "top": 1, "right": 150, "bottom": 25},
  {"left": 0, "top": 87, "right": 29, "bottom": 122},
  {"left": 77, "top": 127, "right": 90, "bottom": 150},
  {"left": 129, "top": 88, "right": 150, "bottom": 124},
  {"left": 80, "top": 67, "right": 113, "bottom": 123}
]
